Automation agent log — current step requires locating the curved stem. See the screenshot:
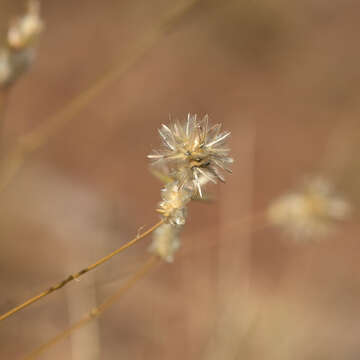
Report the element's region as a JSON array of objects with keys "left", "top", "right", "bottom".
[{"left": 0, "top": 220, "right": 163, "bottom": 323}]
